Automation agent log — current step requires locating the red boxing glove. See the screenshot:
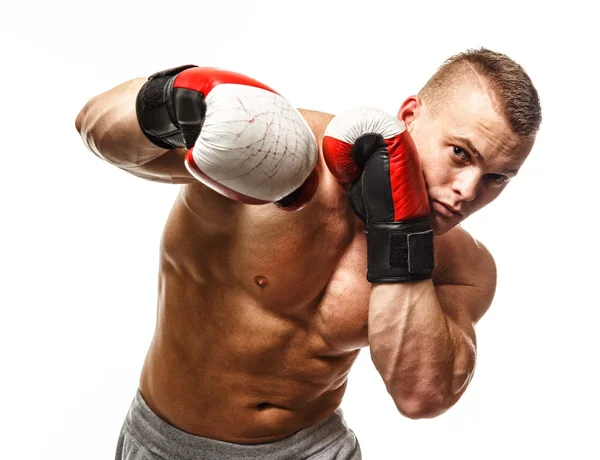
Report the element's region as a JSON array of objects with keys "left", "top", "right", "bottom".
[
  {"left": 323, "top": 107, "right": 433, "bottom": 282},
  {"left": 136, "top": 65, "right": 318, "bottom": 210}
]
